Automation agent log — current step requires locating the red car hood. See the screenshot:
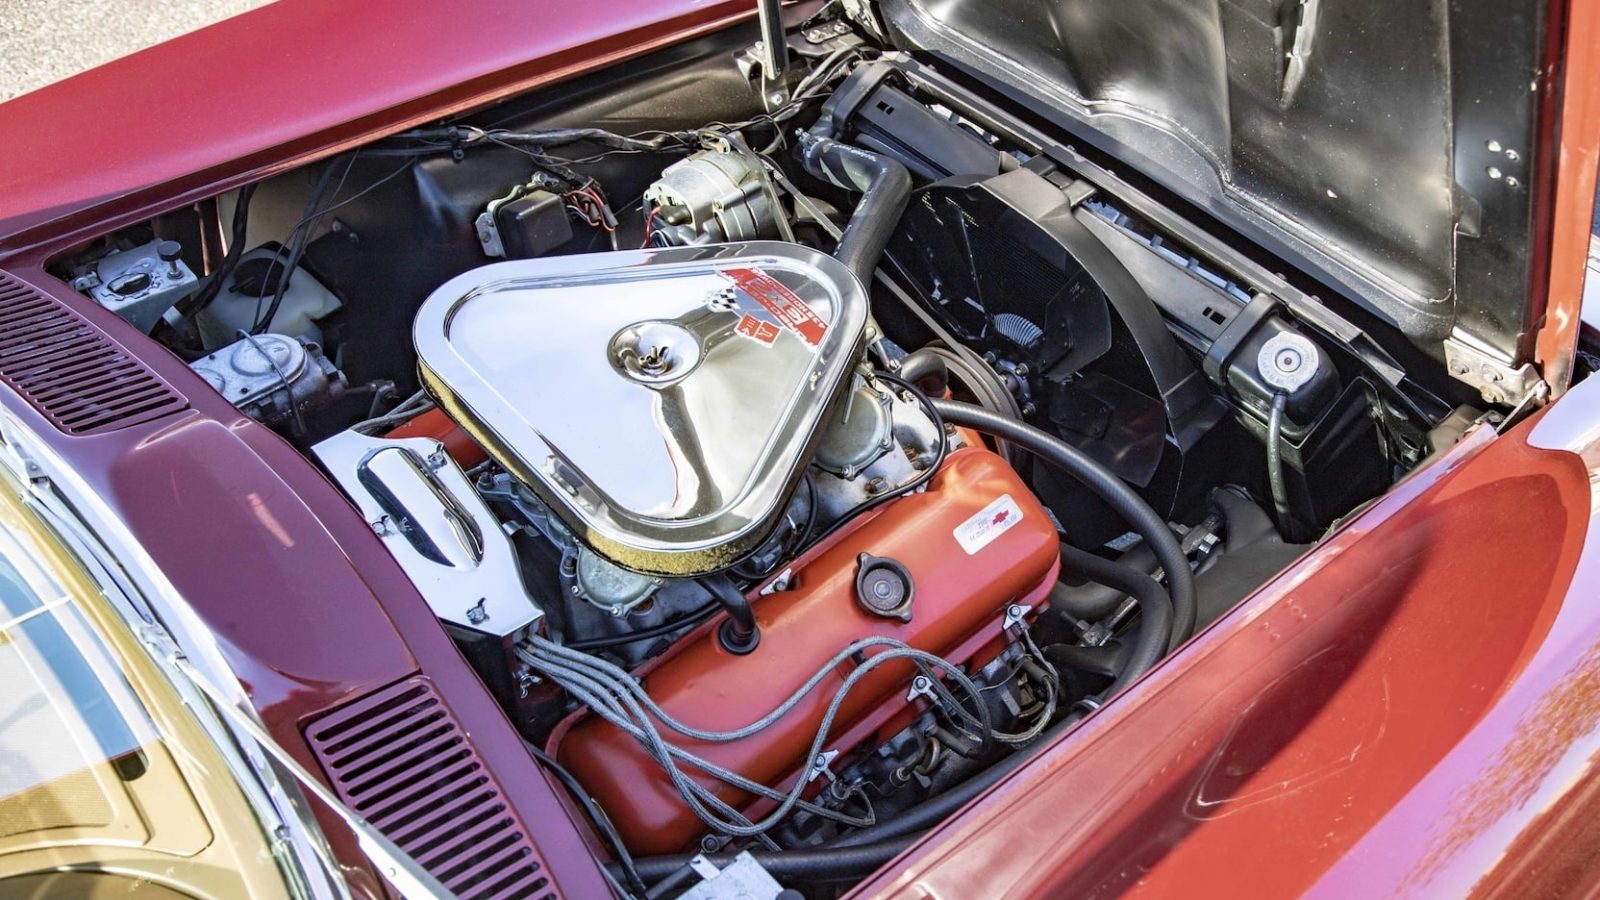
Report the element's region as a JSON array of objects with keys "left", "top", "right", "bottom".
[{"left": 0, "top": 0, "right": 756, "bottom": 251}]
